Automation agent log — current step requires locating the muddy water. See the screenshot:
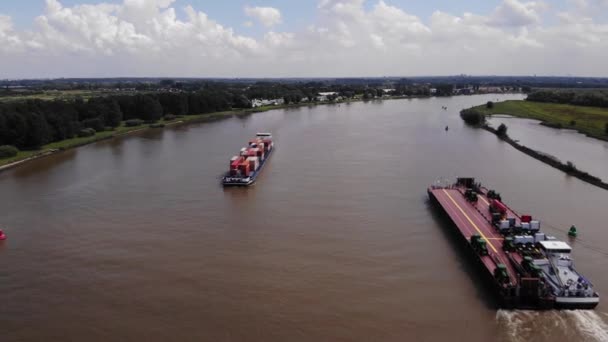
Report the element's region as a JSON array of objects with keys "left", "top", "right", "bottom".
[
  {"left": 1, "top": 94, "right": 607, "bottom": 341},
  {"left": 487, "top": 116, "right": 608, "bottom": 182}
]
